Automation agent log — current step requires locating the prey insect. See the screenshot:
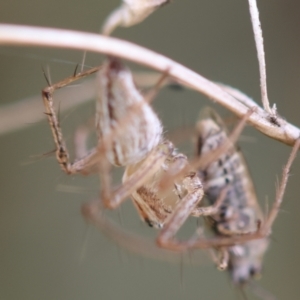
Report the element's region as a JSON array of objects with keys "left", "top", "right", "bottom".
[
  {"left": 195, "top": 108, "right": 269, "bottom": 285},
  {"left": 155, "top": 107, "right": 299, "bottom": 297}
]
